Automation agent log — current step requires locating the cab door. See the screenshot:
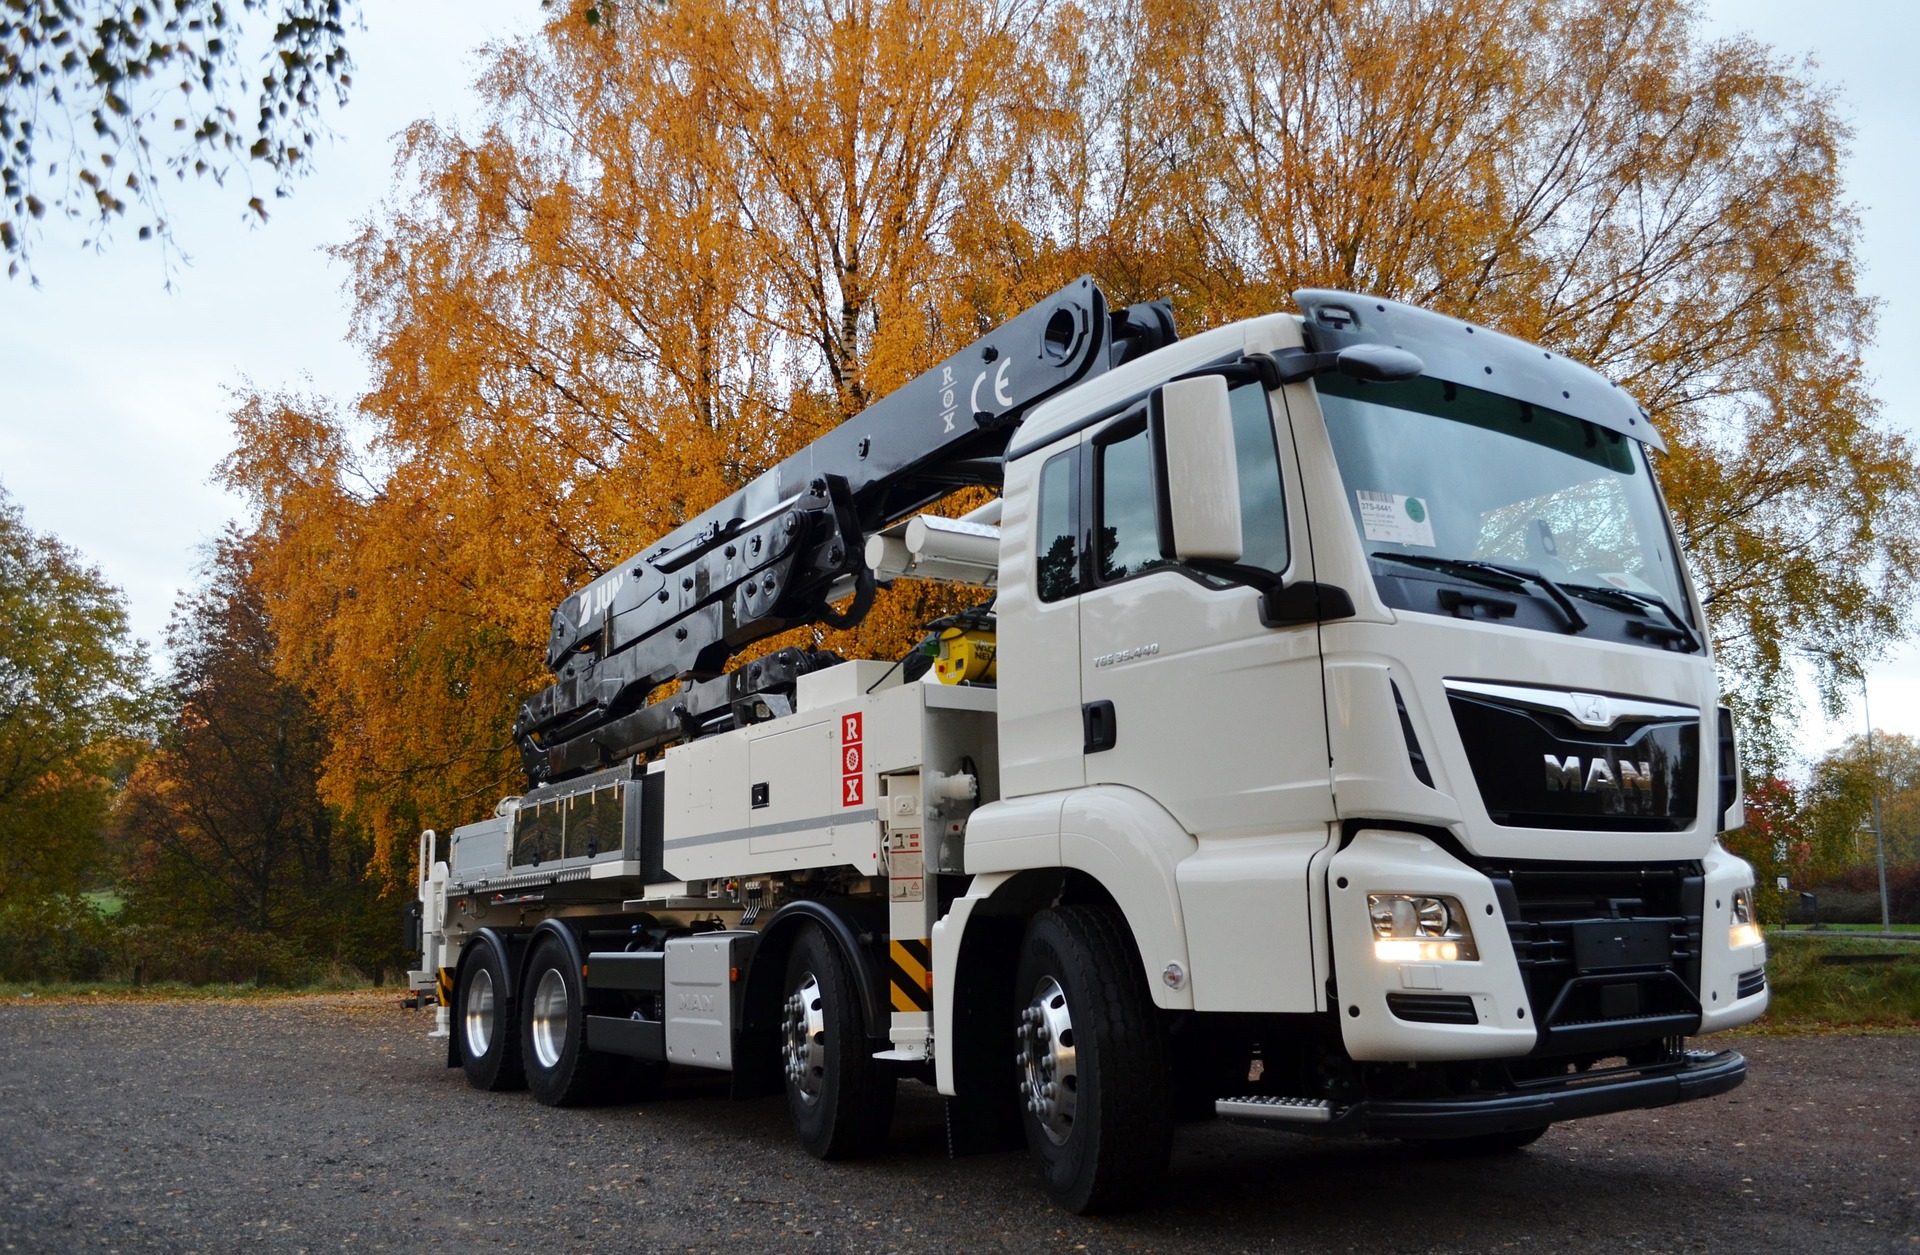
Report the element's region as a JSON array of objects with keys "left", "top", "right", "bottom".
[
  {"left": 1077, "top": 379, "right": 1332, "bottom": 837},
  {"left": 996, "top": 438, "right": 1087, "bottom": 799}
]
